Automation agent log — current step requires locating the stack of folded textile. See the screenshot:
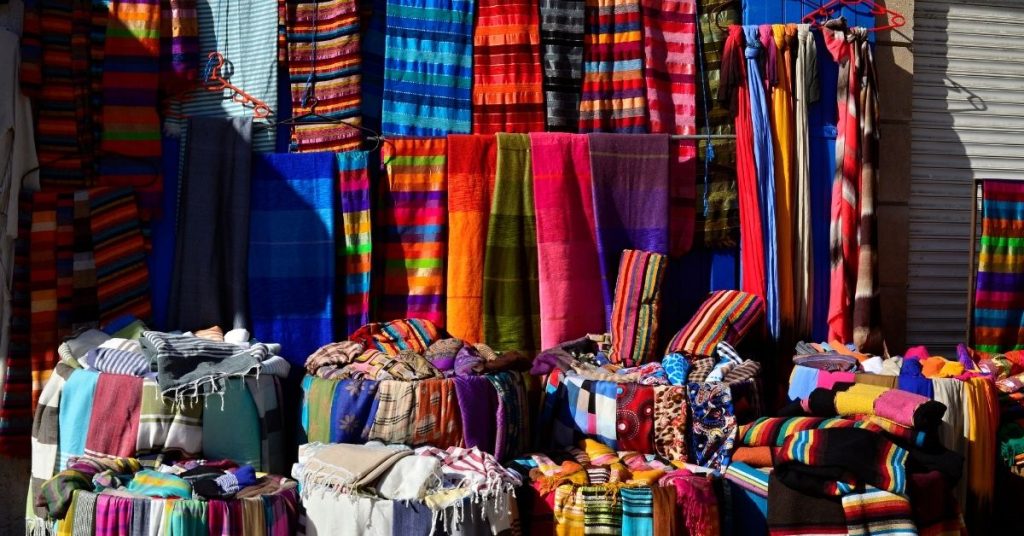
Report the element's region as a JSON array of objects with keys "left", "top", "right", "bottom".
[
  {"left": 293, "top": 441, "right": 522, "bottom": 535},
  {"left": 31, "top": 454, "right": 298, "bottom": 535}
]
